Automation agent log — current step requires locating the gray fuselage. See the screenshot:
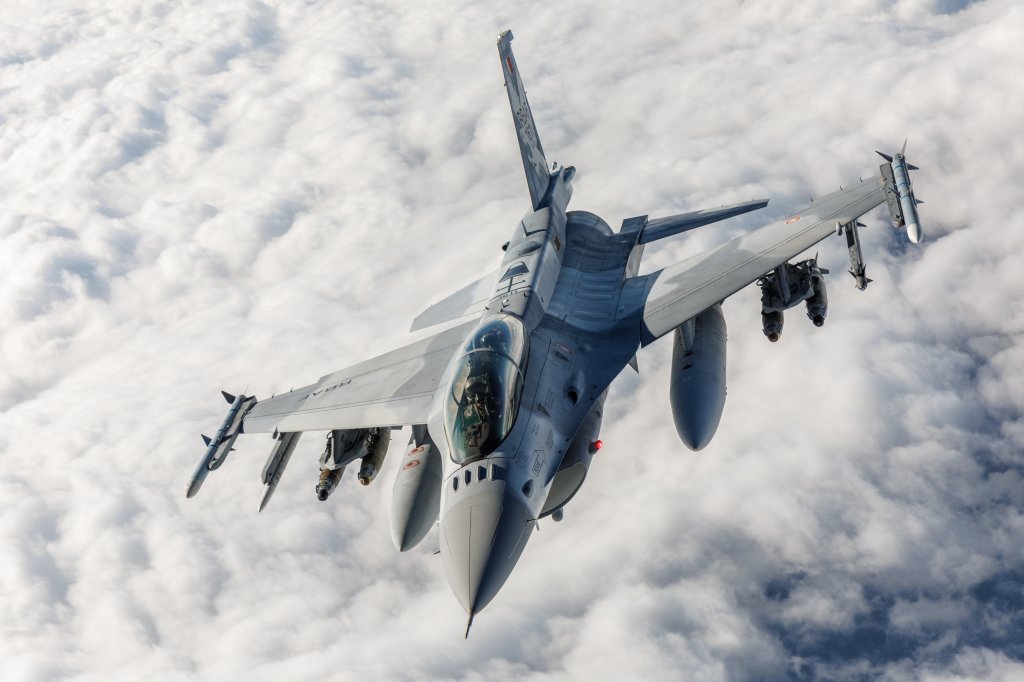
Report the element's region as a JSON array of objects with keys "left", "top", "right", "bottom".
[{"left": 426, "top": 166, "right": 643, "bottom": 618}]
